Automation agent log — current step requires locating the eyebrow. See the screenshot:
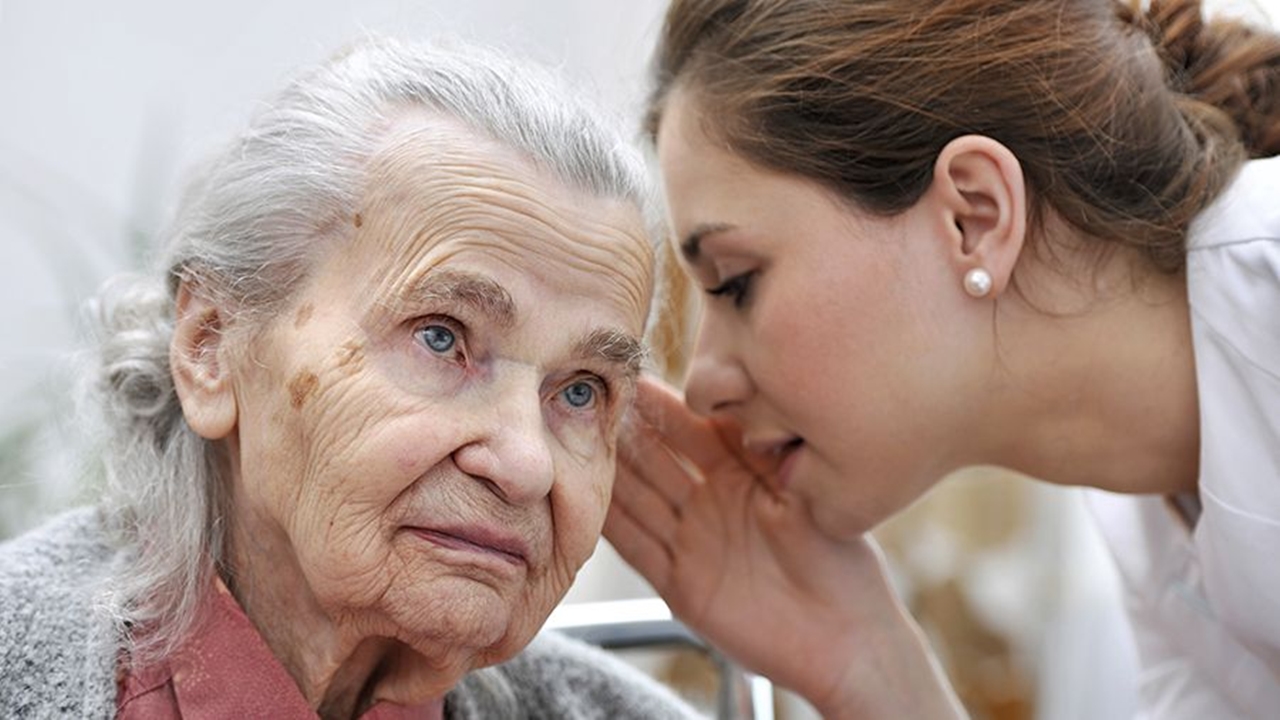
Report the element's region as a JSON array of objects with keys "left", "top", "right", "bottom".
[
  {"left": 393, "top": 268, "right": 643, "bottom": 377},
  {"left": 573, "top": 328, "right": 647, "bottom": 380},
  {"left": 393, "top": 268, "right": 516, "bottom": 328},
  {"left": 679, "top": 222, "right": 736, "bottom": 262}
]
